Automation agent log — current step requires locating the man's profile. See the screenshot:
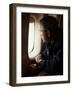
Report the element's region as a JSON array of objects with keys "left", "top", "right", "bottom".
[{"left": 35, "top": 15, "right": 63, "bottom": 76}]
